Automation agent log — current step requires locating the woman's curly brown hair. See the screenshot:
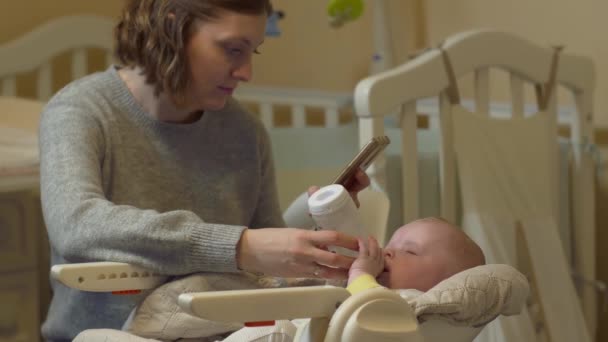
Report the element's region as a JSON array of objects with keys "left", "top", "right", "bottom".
[{"left": 115, "top": 0, "right": 272, "bottom": 104}]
